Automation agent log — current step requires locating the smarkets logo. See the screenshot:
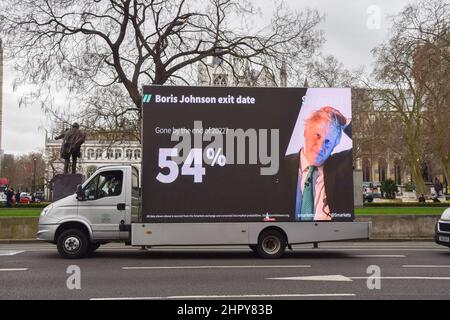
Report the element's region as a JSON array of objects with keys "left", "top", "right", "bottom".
[{"left": 142, "top": 94, "right": 153, "bottom": 103}]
